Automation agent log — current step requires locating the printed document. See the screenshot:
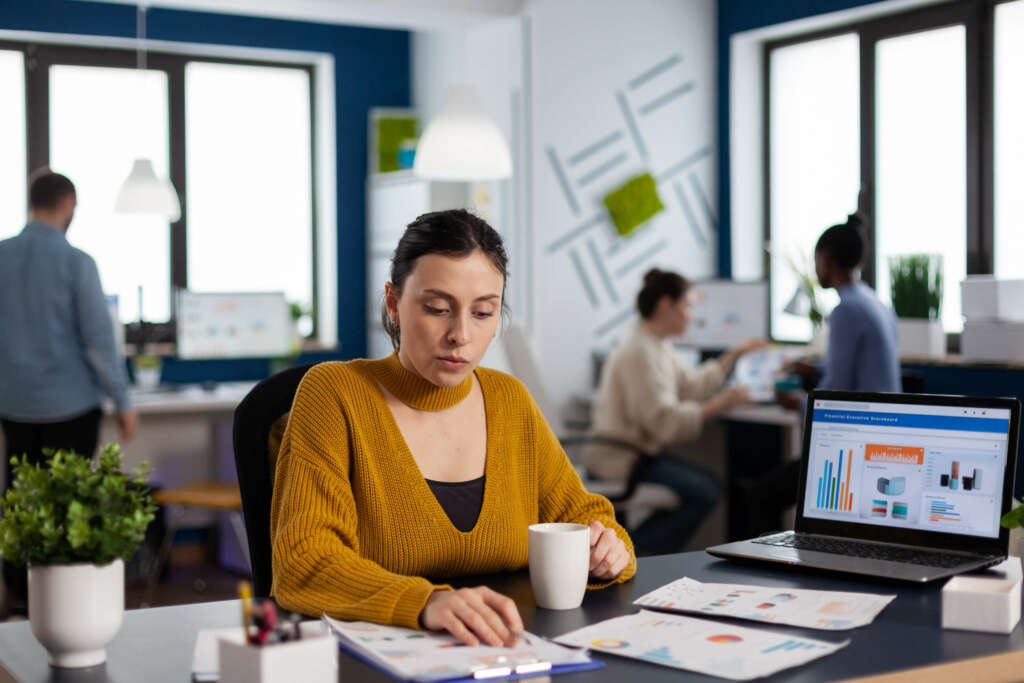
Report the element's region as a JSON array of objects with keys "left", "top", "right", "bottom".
[
  {"left": 634, "top": 577, "right": 895, "bottom": 630},
  {"left": 557, "top": 609, "right": 848, "bottom": 681}
]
